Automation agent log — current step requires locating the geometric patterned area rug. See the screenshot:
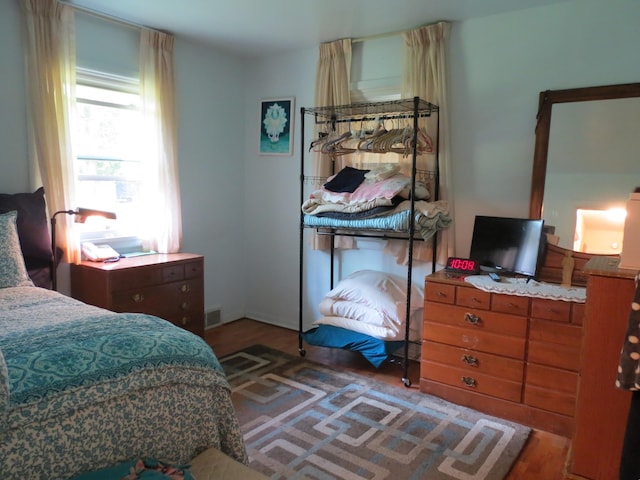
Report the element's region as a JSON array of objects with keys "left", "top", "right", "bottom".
[{"left": 220, "top": 345, "right": 531, "bottom": 480}]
